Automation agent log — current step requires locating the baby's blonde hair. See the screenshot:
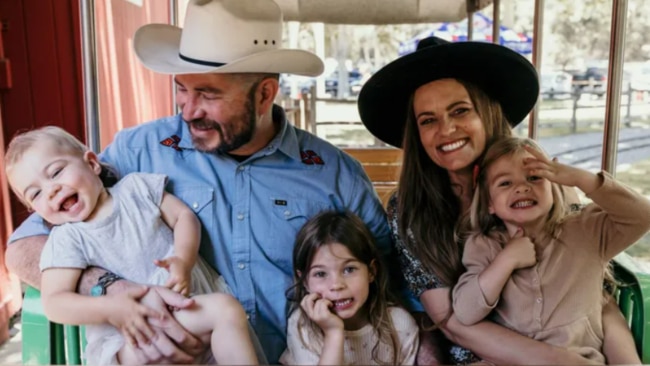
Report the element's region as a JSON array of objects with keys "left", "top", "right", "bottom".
[
  {"left": 5, "top": 126, "right": 88, "bottom": 171},
  {"left": 5, "top": 126, "right": 117, "bottom": 205}
]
